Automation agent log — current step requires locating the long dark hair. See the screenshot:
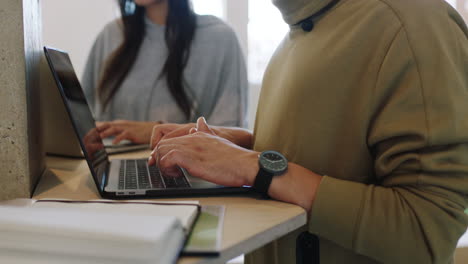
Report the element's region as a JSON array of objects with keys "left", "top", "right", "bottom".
[{"left": 98, "top": 0, "right": 197, "bottom": 120}]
